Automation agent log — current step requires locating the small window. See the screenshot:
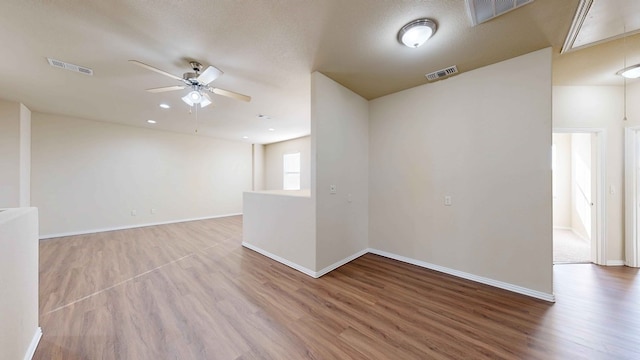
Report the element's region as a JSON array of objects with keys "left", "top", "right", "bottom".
[{"left": 283, "top": 152, "right": 301, "bottom": 190}]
